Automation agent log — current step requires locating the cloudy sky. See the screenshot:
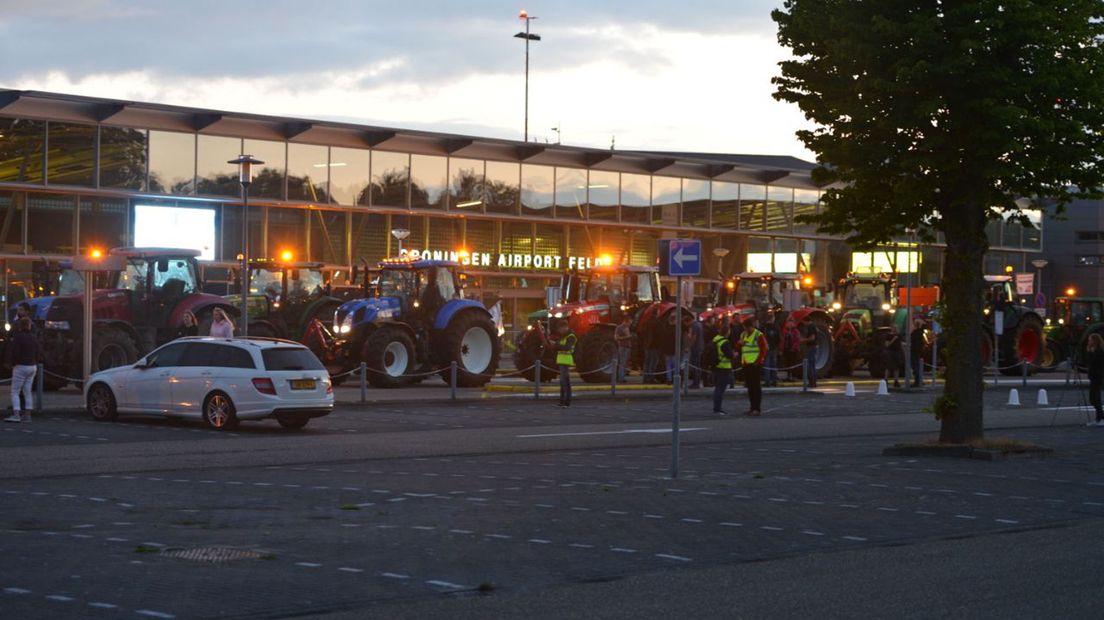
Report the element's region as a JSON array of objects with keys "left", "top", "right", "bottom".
[{"left": 0, "top": 0, "right": 812, "bottom": 159}]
